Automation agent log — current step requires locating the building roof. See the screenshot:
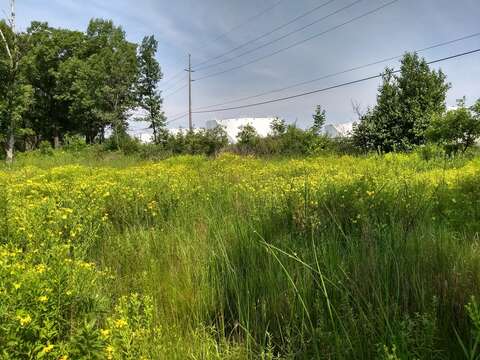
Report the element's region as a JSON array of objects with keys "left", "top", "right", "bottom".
[{"left": 324, "top": 122, "right": 354, "bottom": 138}]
